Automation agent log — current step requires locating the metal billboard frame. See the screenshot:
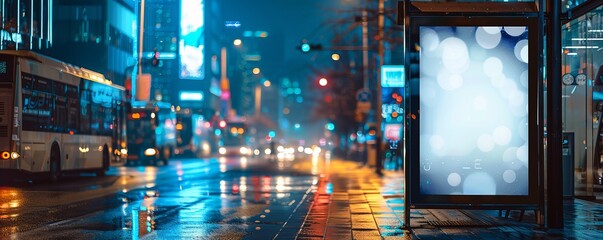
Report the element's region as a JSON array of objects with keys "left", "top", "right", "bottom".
[{"left": 403, "top": 15, "right": 541, "bottom": 228}]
